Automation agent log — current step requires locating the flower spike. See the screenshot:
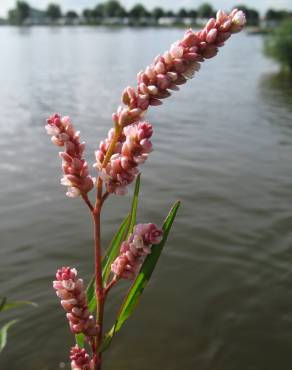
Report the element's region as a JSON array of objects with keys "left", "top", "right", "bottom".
[
  {"left": 95, "top": 121, "right": 153, "bottom": 195},
  {"left": 70, "top": 346, "right": 93, "bottom": 370},
  {"left": 53, "top": 267, "right": 98, "bottom": 338},
  {"left": 45, "top": 114, "right": 95, "bottom": 198},
  {"left": 111, "top": 223, "right": 163, "bottom": 279},
  {"left": 112, "top": 9, "right": 246, "bottom": 128}
]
